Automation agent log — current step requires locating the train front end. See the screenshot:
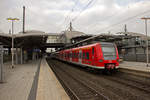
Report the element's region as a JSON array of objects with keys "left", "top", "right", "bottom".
[{"left": 98, "top": 42, "right": 119, "bottom": 70}]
